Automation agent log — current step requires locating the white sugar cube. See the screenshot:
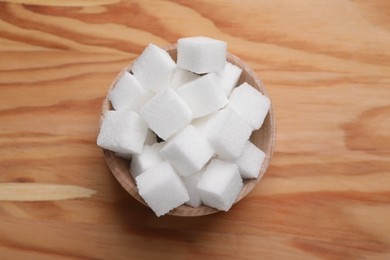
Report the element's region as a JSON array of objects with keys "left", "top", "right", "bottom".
[
  {"left": 177, "top": 36, "right": 227, "bottom": 74},
  {"left": 132, "top": 44, "right": 176, "bottom": 93},
  {"left": 140, "top": 88, "right": 192, "bottom": 140},
  {"left": 160, "top": 125, "right": 214, "bottom": 177},
  {"left": 228, "top": 82, "right": 271, "bottom": 130},
  {"left": 108, "top": 71, "right": 153, "bottom": 112},
  {"left": 136, "top": 161, "right": 189, "bottom": 217},
  {"left": 235, "top": 141, "right": 266, "bottom": 179},
  {"left": 216, "top": 62, "right": 242, "bottom": 96},
  {"left": 130, "top": 143, "right": 164, "bottom": 179},
  {"left": 170, "top": 67, "right": 199, "bottom": 89},
  {"left": 115, "top": 129, "right": 156, "bottom": 160},
  {"left": 192, "top": 114, "right": 214, "bottom": 138},
  {"left": 205, "top": 109, "right": 252, "bottom": 159},
  {"left": 182, "top": 170, "right": 204, "bottom": 207},
  {"left": 177, "top": 73, "right": 228, "bottom": 118},
  {"left": 97, "top": 110, "right": 148, "bottom": 154},
  {"left": 197, "top": 159, "right": 243, "bottom": 211}
]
